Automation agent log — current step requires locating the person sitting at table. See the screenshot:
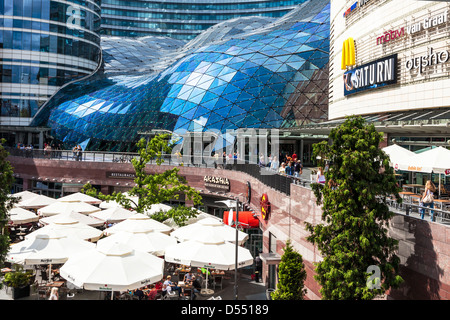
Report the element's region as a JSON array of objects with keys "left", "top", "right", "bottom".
[
  {"left": 146, "top": 284, "right": 158, "bottom": 300},
  {"left": 163, "top": 275, "right": 182, "bottom": 297},
  {"left": 419, "top": 180, "right": 436, "bottom": 221},
  {"left": 184, "top": 271, "right": 194, "bottom": 284},
  {"left": 133, "top": 287, "right": 145, "bottom": 300},
  {"left": 191, "top": 275, "right": 202, "bottom": 300}
]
